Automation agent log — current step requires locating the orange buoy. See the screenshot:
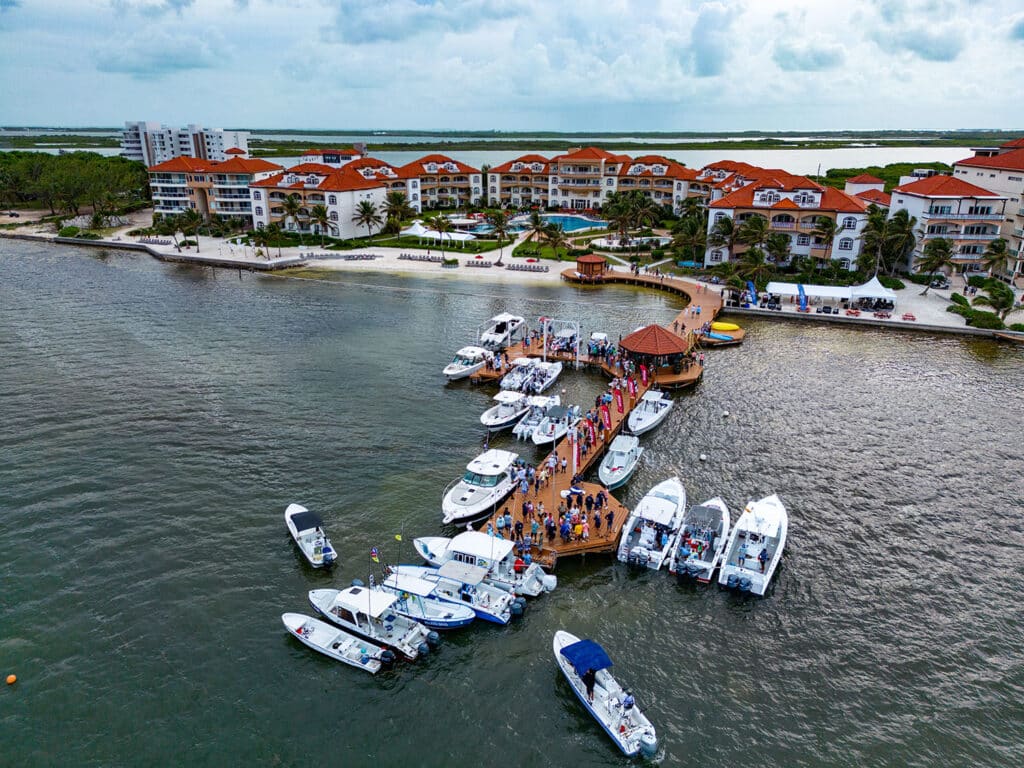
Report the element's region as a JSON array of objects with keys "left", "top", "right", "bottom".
[{"left": 5, "top": 674, "right": 16, "bottom": 685}]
